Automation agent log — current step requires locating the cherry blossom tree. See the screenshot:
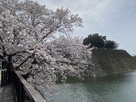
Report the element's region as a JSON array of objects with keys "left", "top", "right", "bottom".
[
  {"left": 0, "top": 0, "right": 94, "bottom": 100},
  {"left": 0, "top": 0, "right": 82, "bottom": 69},
  {"left": 27, "top": 35, "right": 95, "bottom": 99}
]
